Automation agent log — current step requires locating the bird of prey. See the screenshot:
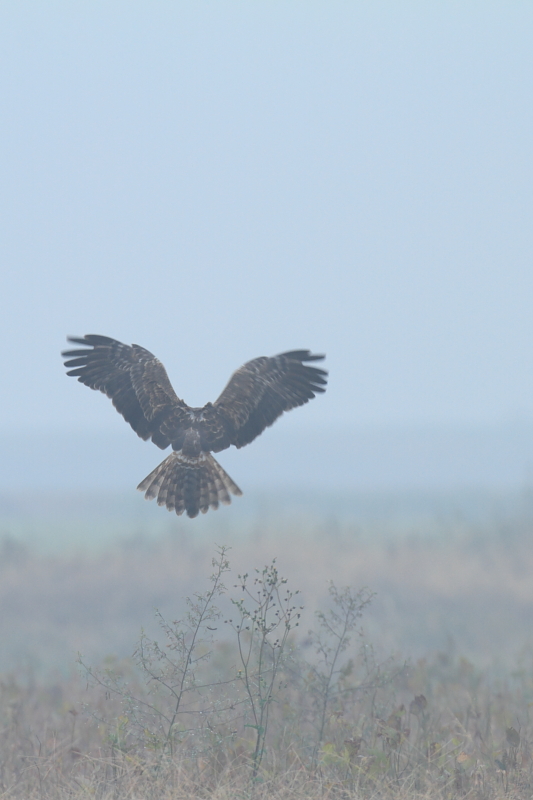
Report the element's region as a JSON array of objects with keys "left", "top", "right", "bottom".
[{"left": 62, "top": 335, "right": 327, "bottom": 518}]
